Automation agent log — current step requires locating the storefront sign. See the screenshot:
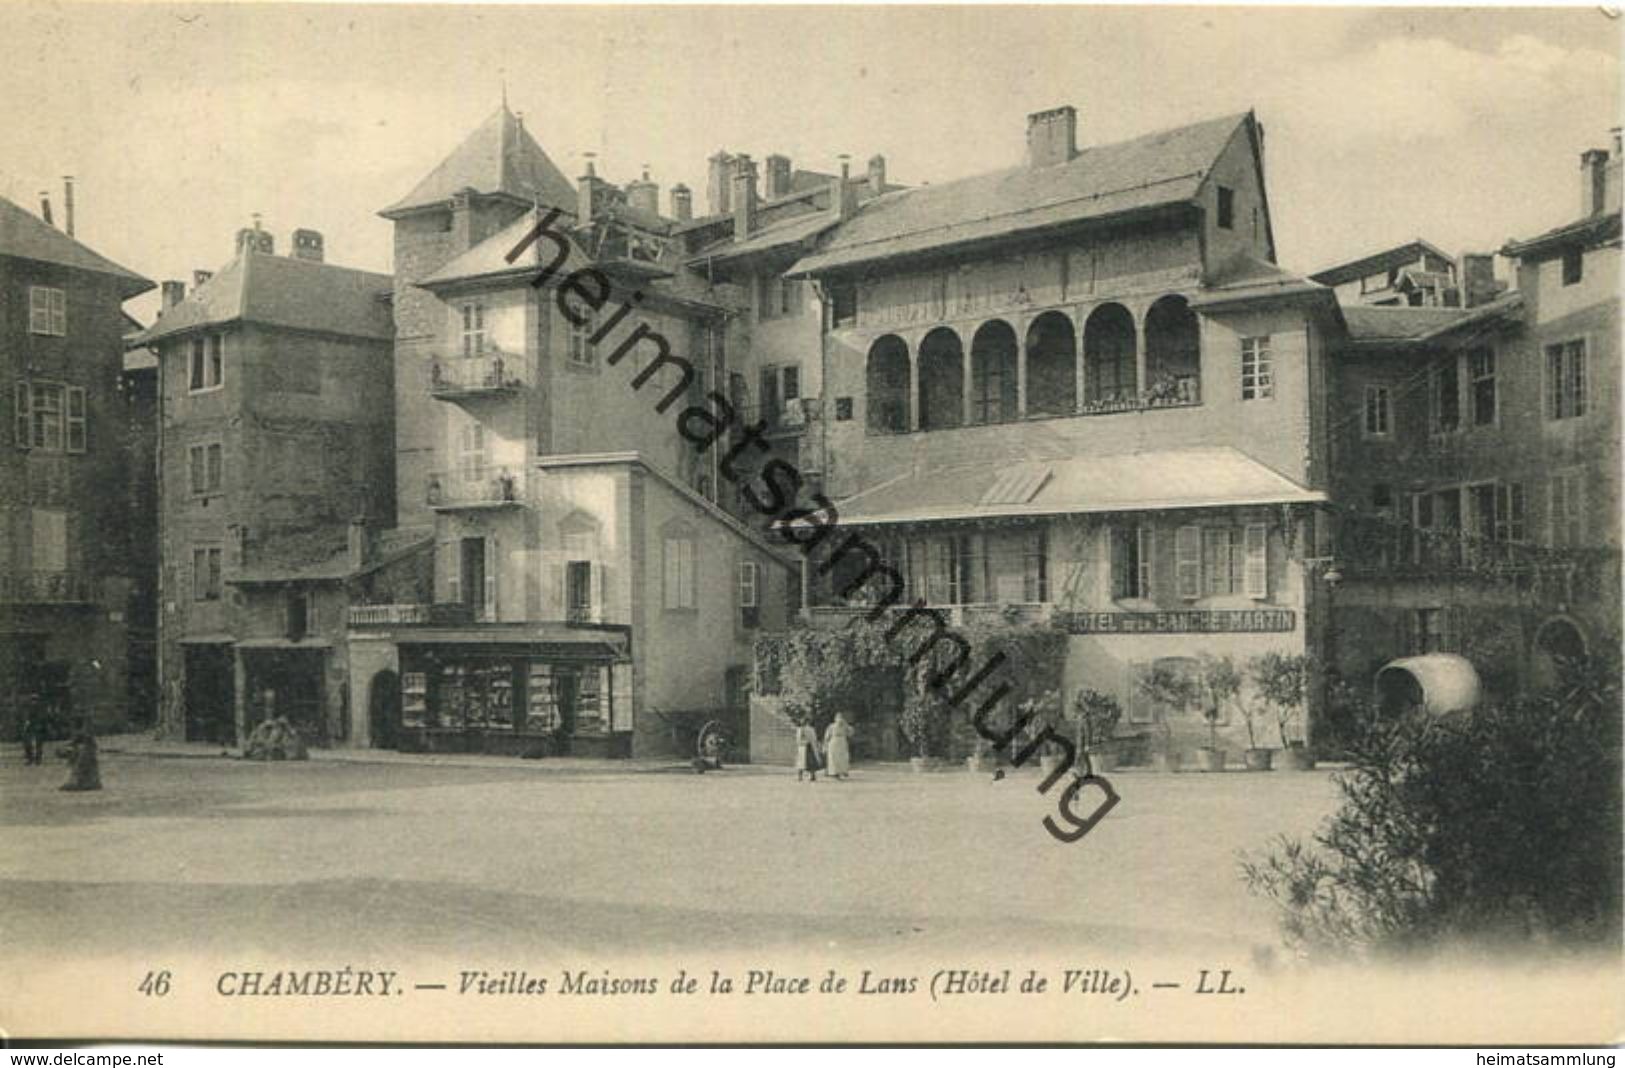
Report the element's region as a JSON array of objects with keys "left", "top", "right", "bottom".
[{"left": 1054, "top": 609, "right": 1297, "bottom": 635}]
